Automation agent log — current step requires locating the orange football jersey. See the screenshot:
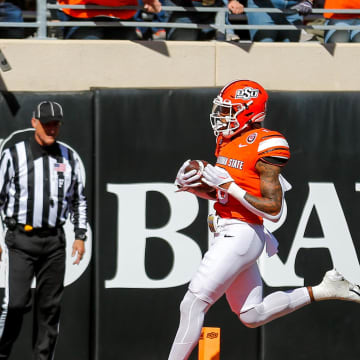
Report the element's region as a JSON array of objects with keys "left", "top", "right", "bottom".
[
  {"left": 214, "top": 128, "right": 290, "bottom": 224},
  {"left": 58, "top": 0, "right": 138, "bottom": 20},
  {"left": 324, "top": 0, "right": 360, "bottom": 19}
]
